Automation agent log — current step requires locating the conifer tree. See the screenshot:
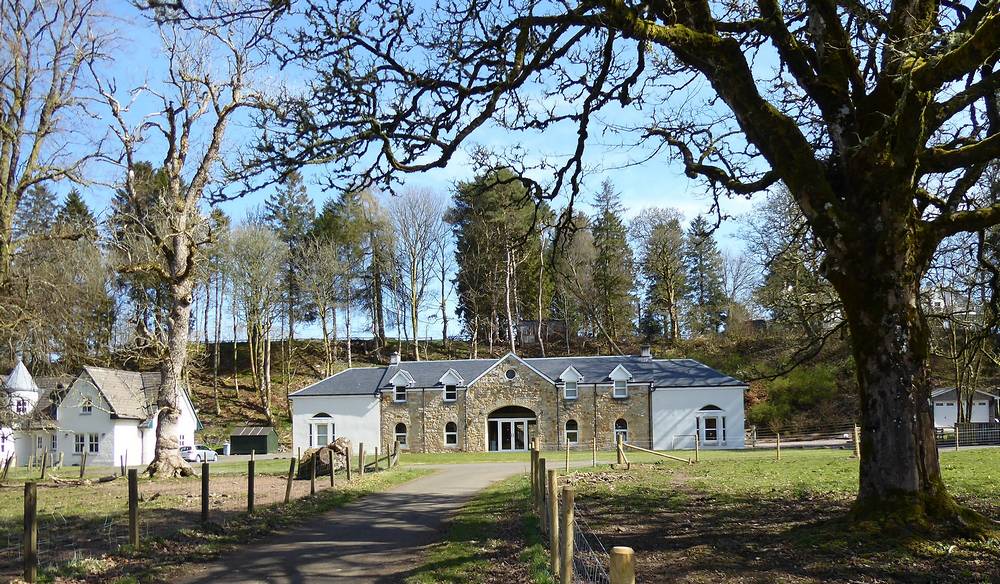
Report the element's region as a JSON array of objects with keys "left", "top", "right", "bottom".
[
  {"left": 265, "top": 171, "right": 316, "bottom": 341},
  {"left": 683, "top": 216, "right": 726, "bottom": 336},
  {"left": 632, "top": 207, "right": 687, "bottom": 341},
  {"left": 56, "top": 189, "right": 97, "bottom": 240},
  {"left": 590, "top": 180, "right": 635, "bottom": 343}
]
